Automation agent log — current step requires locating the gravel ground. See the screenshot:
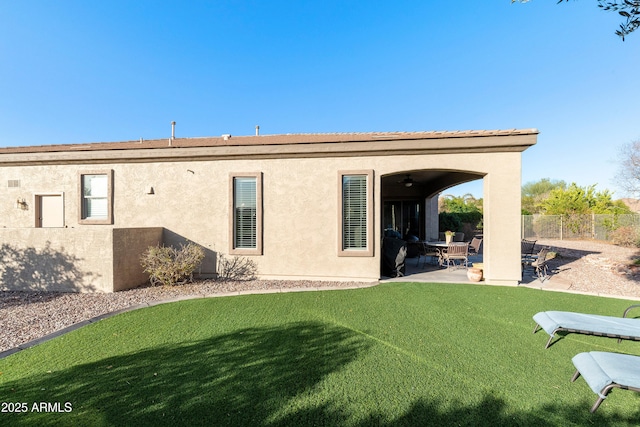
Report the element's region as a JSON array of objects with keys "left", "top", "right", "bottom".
[
  {"left": 537, "top": 239, "right": 640, "bottom": 298},
  {"left": 3, "top": 239, "right": 640, "bottom": 355},
  {"left": 0, "top": 280, "right": 372, "bottom": 354}
]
